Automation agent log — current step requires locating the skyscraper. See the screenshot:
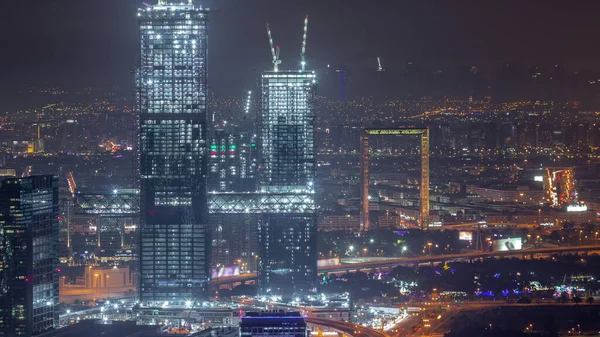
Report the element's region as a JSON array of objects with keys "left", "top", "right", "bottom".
[
  {"left": 0, "top": 175, "right": 59, "bottom": 337},
  {"left": 258, "top": 70, "right": 317, "bottom": 296},
  {"left": 137, "top": 0, "right": 209, "bottom": 303}
]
